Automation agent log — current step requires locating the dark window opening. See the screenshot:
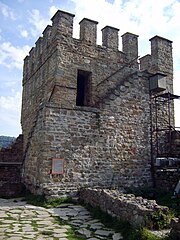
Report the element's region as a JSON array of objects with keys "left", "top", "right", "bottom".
[{"left": 76, "top": 70, "right": 92, "bottom": 106}]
